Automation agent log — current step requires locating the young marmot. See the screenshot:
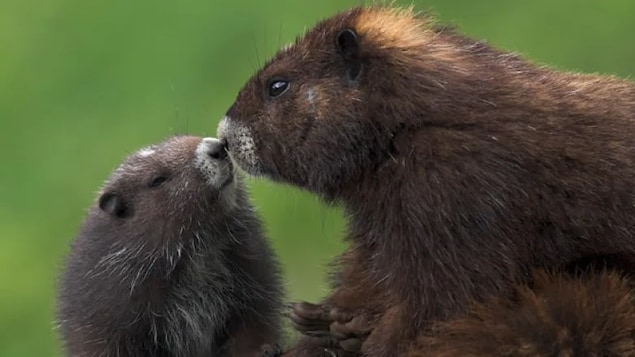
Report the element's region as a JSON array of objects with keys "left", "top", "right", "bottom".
[
  {"left": 56, "top": 136, "right": 284, "bottom": 357},
  {"left": 218, "top": 5, "right": 635, "bottom": 356}
]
